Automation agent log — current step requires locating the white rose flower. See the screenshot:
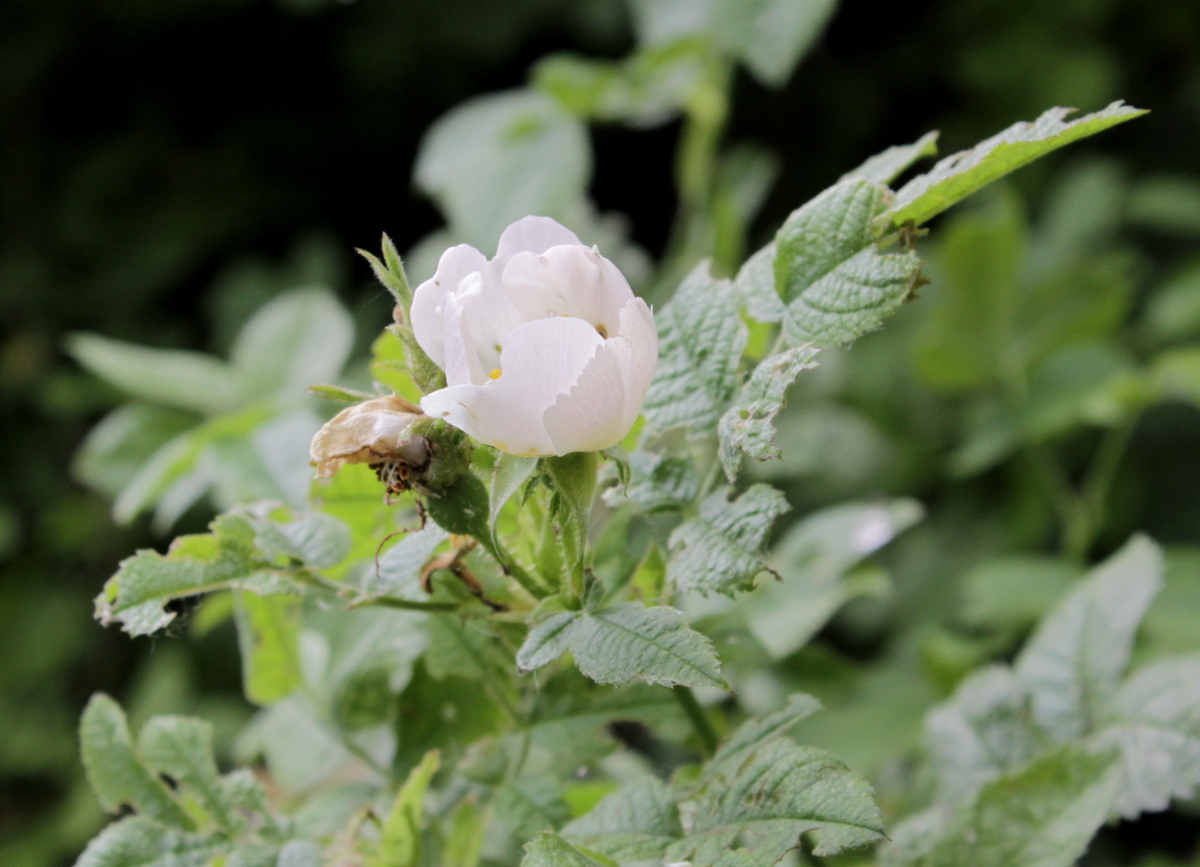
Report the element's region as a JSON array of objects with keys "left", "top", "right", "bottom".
[{"left": 411, "top": 216, "right": 658, "bottom": 457}]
